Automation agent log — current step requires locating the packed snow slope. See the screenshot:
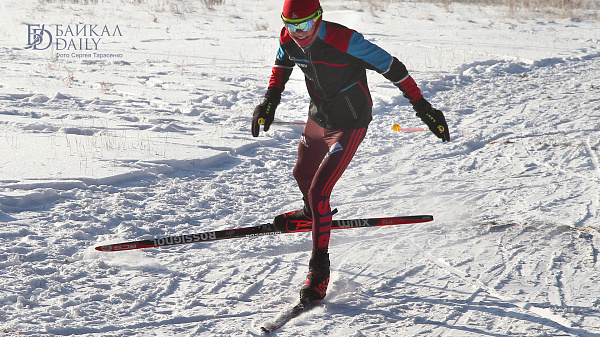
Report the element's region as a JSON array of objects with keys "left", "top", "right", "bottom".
[{"left": 1, "top": 0, "right": 600, "bottom": 336}]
